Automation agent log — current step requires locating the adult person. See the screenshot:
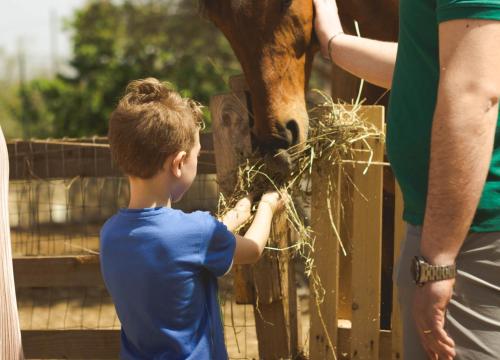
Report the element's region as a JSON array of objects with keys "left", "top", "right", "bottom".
[{"left": 314, "top": 0, "right": 500, "bottom": 359}]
